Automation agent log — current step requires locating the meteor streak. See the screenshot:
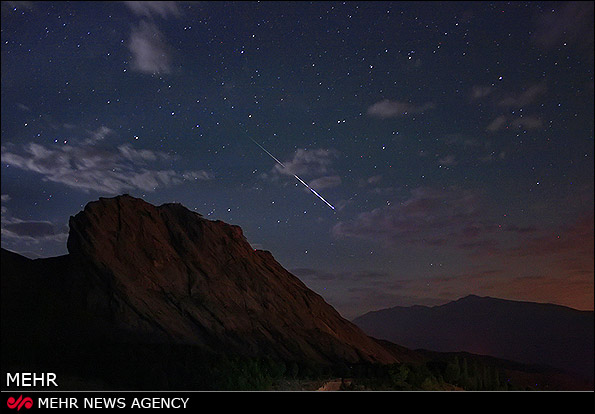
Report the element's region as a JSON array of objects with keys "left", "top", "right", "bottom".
[{"left": 249, "top": 137, "right": 336, "bottom": 210}]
